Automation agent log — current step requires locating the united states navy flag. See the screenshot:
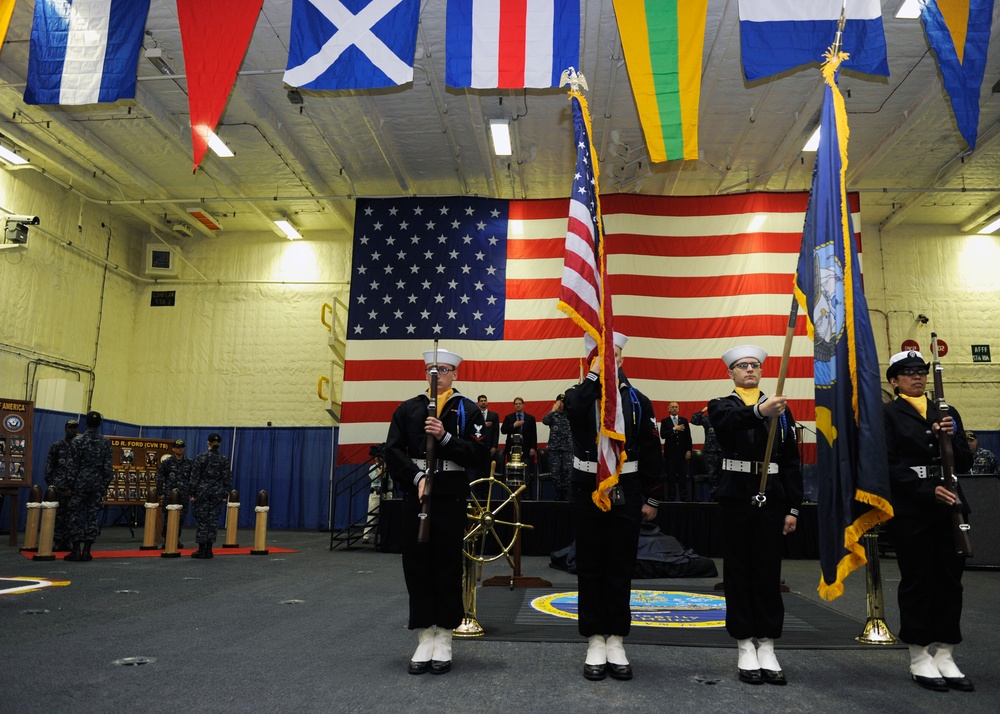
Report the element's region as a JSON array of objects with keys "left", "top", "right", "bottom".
[{"left": 794, "top": 50, "right": 893, "bottom": 602}]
